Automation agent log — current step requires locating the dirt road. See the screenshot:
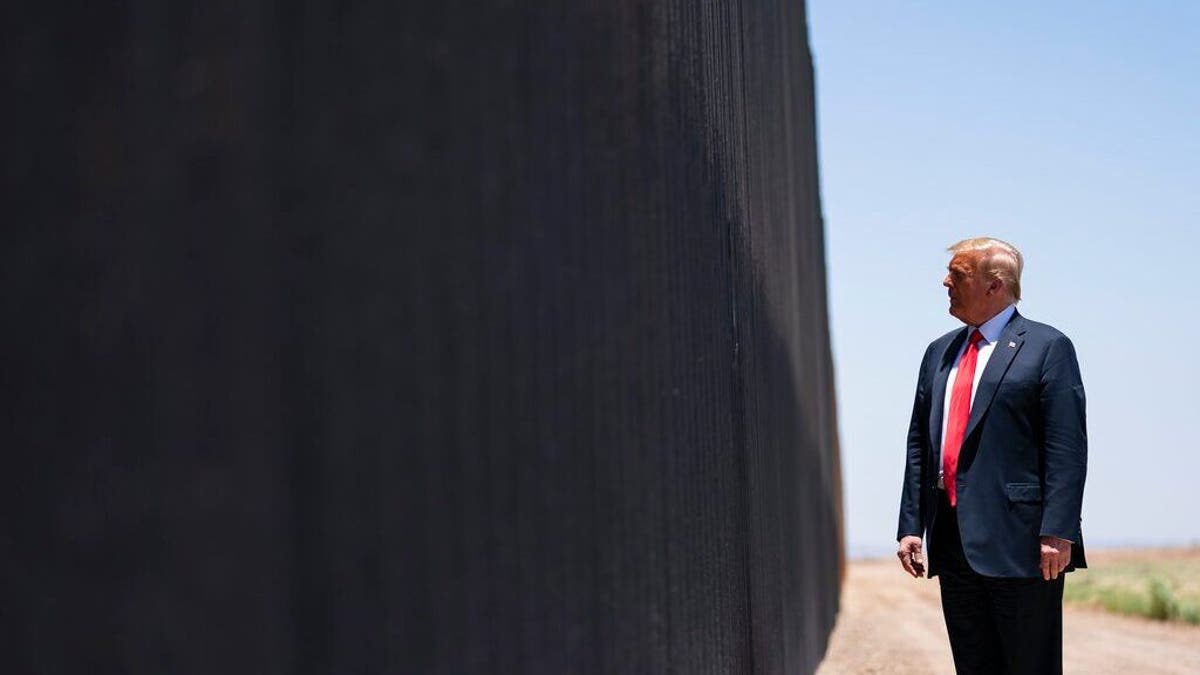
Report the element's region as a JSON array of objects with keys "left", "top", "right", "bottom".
[{"left": 817, "top": 558, "right": 1200, "bottom": 674}]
